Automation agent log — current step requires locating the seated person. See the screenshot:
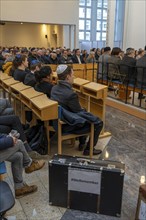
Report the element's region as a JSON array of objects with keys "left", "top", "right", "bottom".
[
  {"left": 119, "top": 48, "right": 136, "bottom": 80},
  {"left": 51, "top": 65, "right": 103, "bottom": 155},
  {"left": 24, "top": 60, "right": 41, "bottom": 87},
  {"left": 0, "top": 133, "right": 45, "bottom": 198},
  {"left": 0, "top": 114, "right": 43, "bottom": 159},
  {"left": 0, "top": 98, "right": 14, "bottom": 116},
  {"left": 86, "top": 51, "right": 96, "bottom": 63},
  {"left": 12, "top": 54, "right": 30, "bottom": 83},
  {"left": 48, "top": 52, "right": 59, "bottom": 64},
  {"left": 58, "top": 49, "right": 73, "bottom": 64},
  {"left": 98, "top": 47, "right": 111, "bottom": 79},
  {"left": 107, "top": 47, "right": 122, "bottom": 81},
  {"left": 71, "top": 49, "right": 85, "bottom": 64},
  {"left": 34, "top": 66, "right": 54, "bottom": 98}
]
